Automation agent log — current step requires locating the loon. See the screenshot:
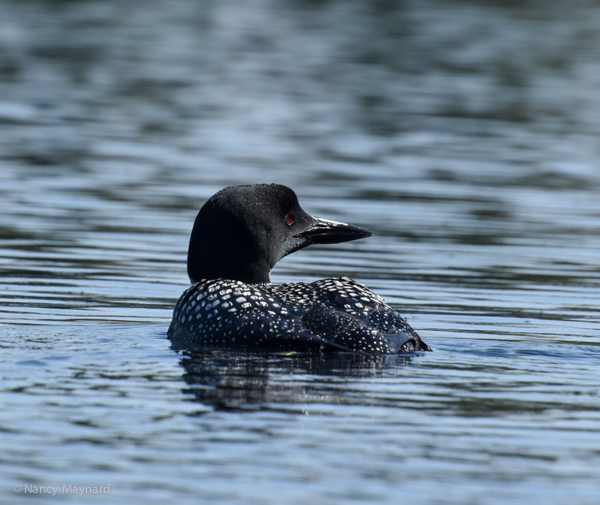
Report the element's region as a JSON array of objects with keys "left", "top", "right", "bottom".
[{"left": 168, "top": 184, "right": 430, "bottom": 354}]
